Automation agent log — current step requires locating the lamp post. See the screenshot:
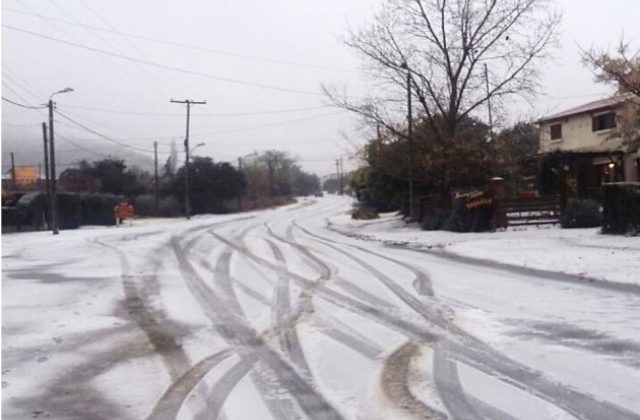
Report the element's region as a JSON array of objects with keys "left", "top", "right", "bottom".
[{"left": 48, "top": 87, "right": 74, "bottom": 235}]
